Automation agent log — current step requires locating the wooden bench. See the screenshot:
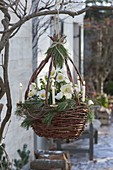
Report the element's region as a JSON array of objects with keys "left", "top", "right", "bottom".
[
  {"left": 56, "top": 119, "right": 101, "bottom": 161},
  {"left": 30, "top": 159, "right": 66, "bottom": 170},
  {"left": 30, "top": 150, "right": 71, "bottom": 170}
]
